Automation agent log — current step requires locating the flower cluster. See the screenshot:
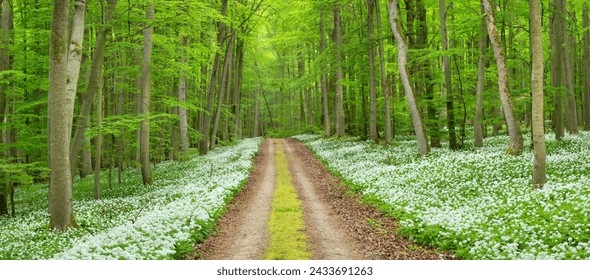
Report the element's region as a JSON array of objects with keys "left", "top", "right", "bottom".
[
  {"left": 294, "top": 133, "right": 590, "bottom": 260},
  {"left": 0, "top": 138, "right": 261, "bottom": 260}
]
